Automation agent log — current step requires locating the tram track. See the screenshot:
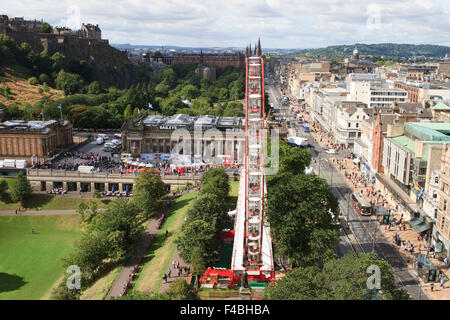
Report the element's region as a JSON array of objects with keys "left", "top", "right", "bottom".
[{"left": 306, "top": 131, "right": 427, "bottom": 298}]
